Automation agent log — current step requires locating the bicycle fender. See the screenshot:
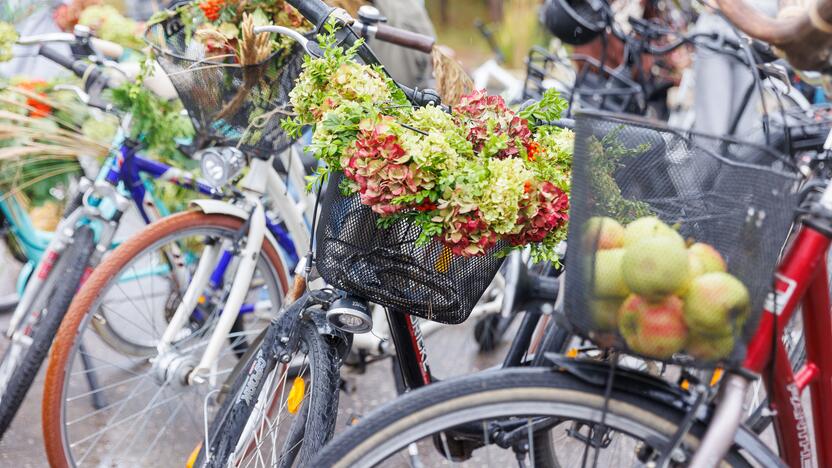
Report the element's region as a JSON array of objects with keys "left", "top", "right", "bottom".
[{"left": 190, "top": 199, "right": 292, "bottom": 283}]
